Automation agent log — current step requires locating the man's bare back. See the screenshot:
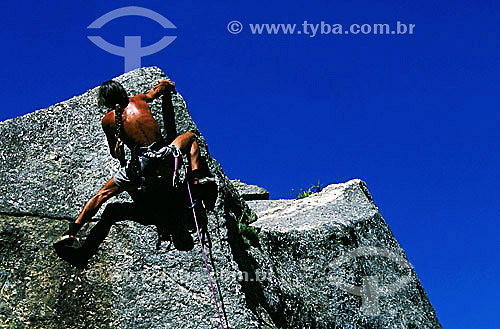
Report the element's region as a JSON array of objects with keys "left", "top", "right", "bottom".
[{"left": 101, "top": 80, "right": 175, "bottom": 159}]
